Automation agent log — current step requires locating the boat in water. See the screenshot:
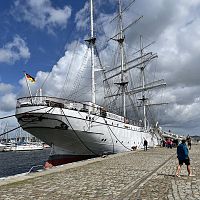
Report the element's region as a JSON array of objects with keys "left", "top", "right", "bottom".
[
  {"left": 15, "top": 0, "right": 166, "bottom": 167},
  {"left": 10, "top": 142, "right": 44, "bottom": 151},
  {"left": 0, "top": 143, "right": 6, "bottom": 152},
  {"left": 3, "top": 142, "right": 44, "bottom": 151}
]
